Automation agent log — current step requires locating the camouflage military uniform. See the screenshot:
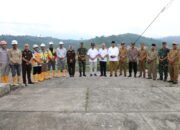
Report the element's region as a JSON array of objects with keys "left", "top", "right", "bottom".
[
  {"left": 77, "top": 47, "right": 87, "bottom": 76},
  {"left": 158, "top": 48, "right": 169, "bottom": 80}
]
